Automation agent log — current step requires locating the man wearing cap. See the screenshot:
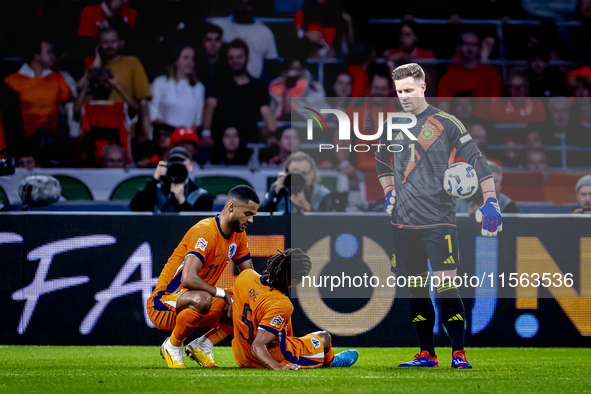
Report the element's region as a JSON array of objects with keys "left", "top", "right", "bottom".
[
  {"left": 573, "top": 175, "right": 591, "bottom": 214},
  {"left": 130, "top": 146, "right": 213, "bottom": 212},
  {"left": 170, "top": 126, "right": 200, "bottom": 162}
]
